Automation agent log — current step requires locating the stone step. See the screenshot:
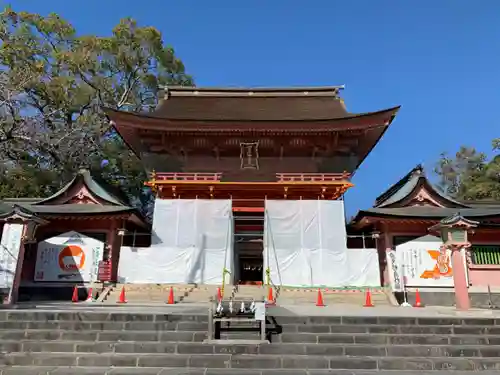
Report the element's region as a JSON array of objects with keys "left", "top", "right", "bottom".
[
  {"left": 277, "top": 332, "right": 500, "bottom": 345},
  {"left": 3, "top": 320, "right": 500, "bottom": 335},
  {"left": 114, "top": 284, "right": 197, "bottom": 290},
  {"left": 3, "top": 369, "right": 500, "bottom": 375},
  {"left": 4, "top": 311, "right": 500, "bottom": 327},
  {"left": 120, "top": 290, "right": 192, "bottom": 294},
  {"left": 105, "top": 291, "right": 214, "bottom": 304},
  {"left": 0, "top": 312, "right": 207, "bottom": 323},
  {"left": 278, "top": 297, "right": 391, "bottom": 306},
  {"left": 105, "top": 285, "right": 394, "bottom": 306},
  {"left": 3, "top": 340, "right": 500, "bottom": 357},
  {"left": 0, "top": 330, "right": 207, "bottom": 342},
  {"left": 2, "top": 352, "right": 500, "bottom": 371},
  {"left": 2, "top": 329, "right": 500, "bottom": 345},
  {"left": 0, "top": 320, "right": 207, "bottom": 331},
  {"left": 272, "top": 315, "right": 499, "bottom": 326},
  {"left": 283, "top": 293, "right": 388, "bottom": 298}
]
